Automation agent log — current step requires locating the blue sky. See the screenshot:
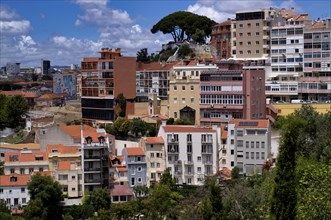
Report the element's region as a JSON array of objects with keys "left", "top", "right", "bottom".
[{"left": 0, "top": 0, "right": 330, "bottom": 67}]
